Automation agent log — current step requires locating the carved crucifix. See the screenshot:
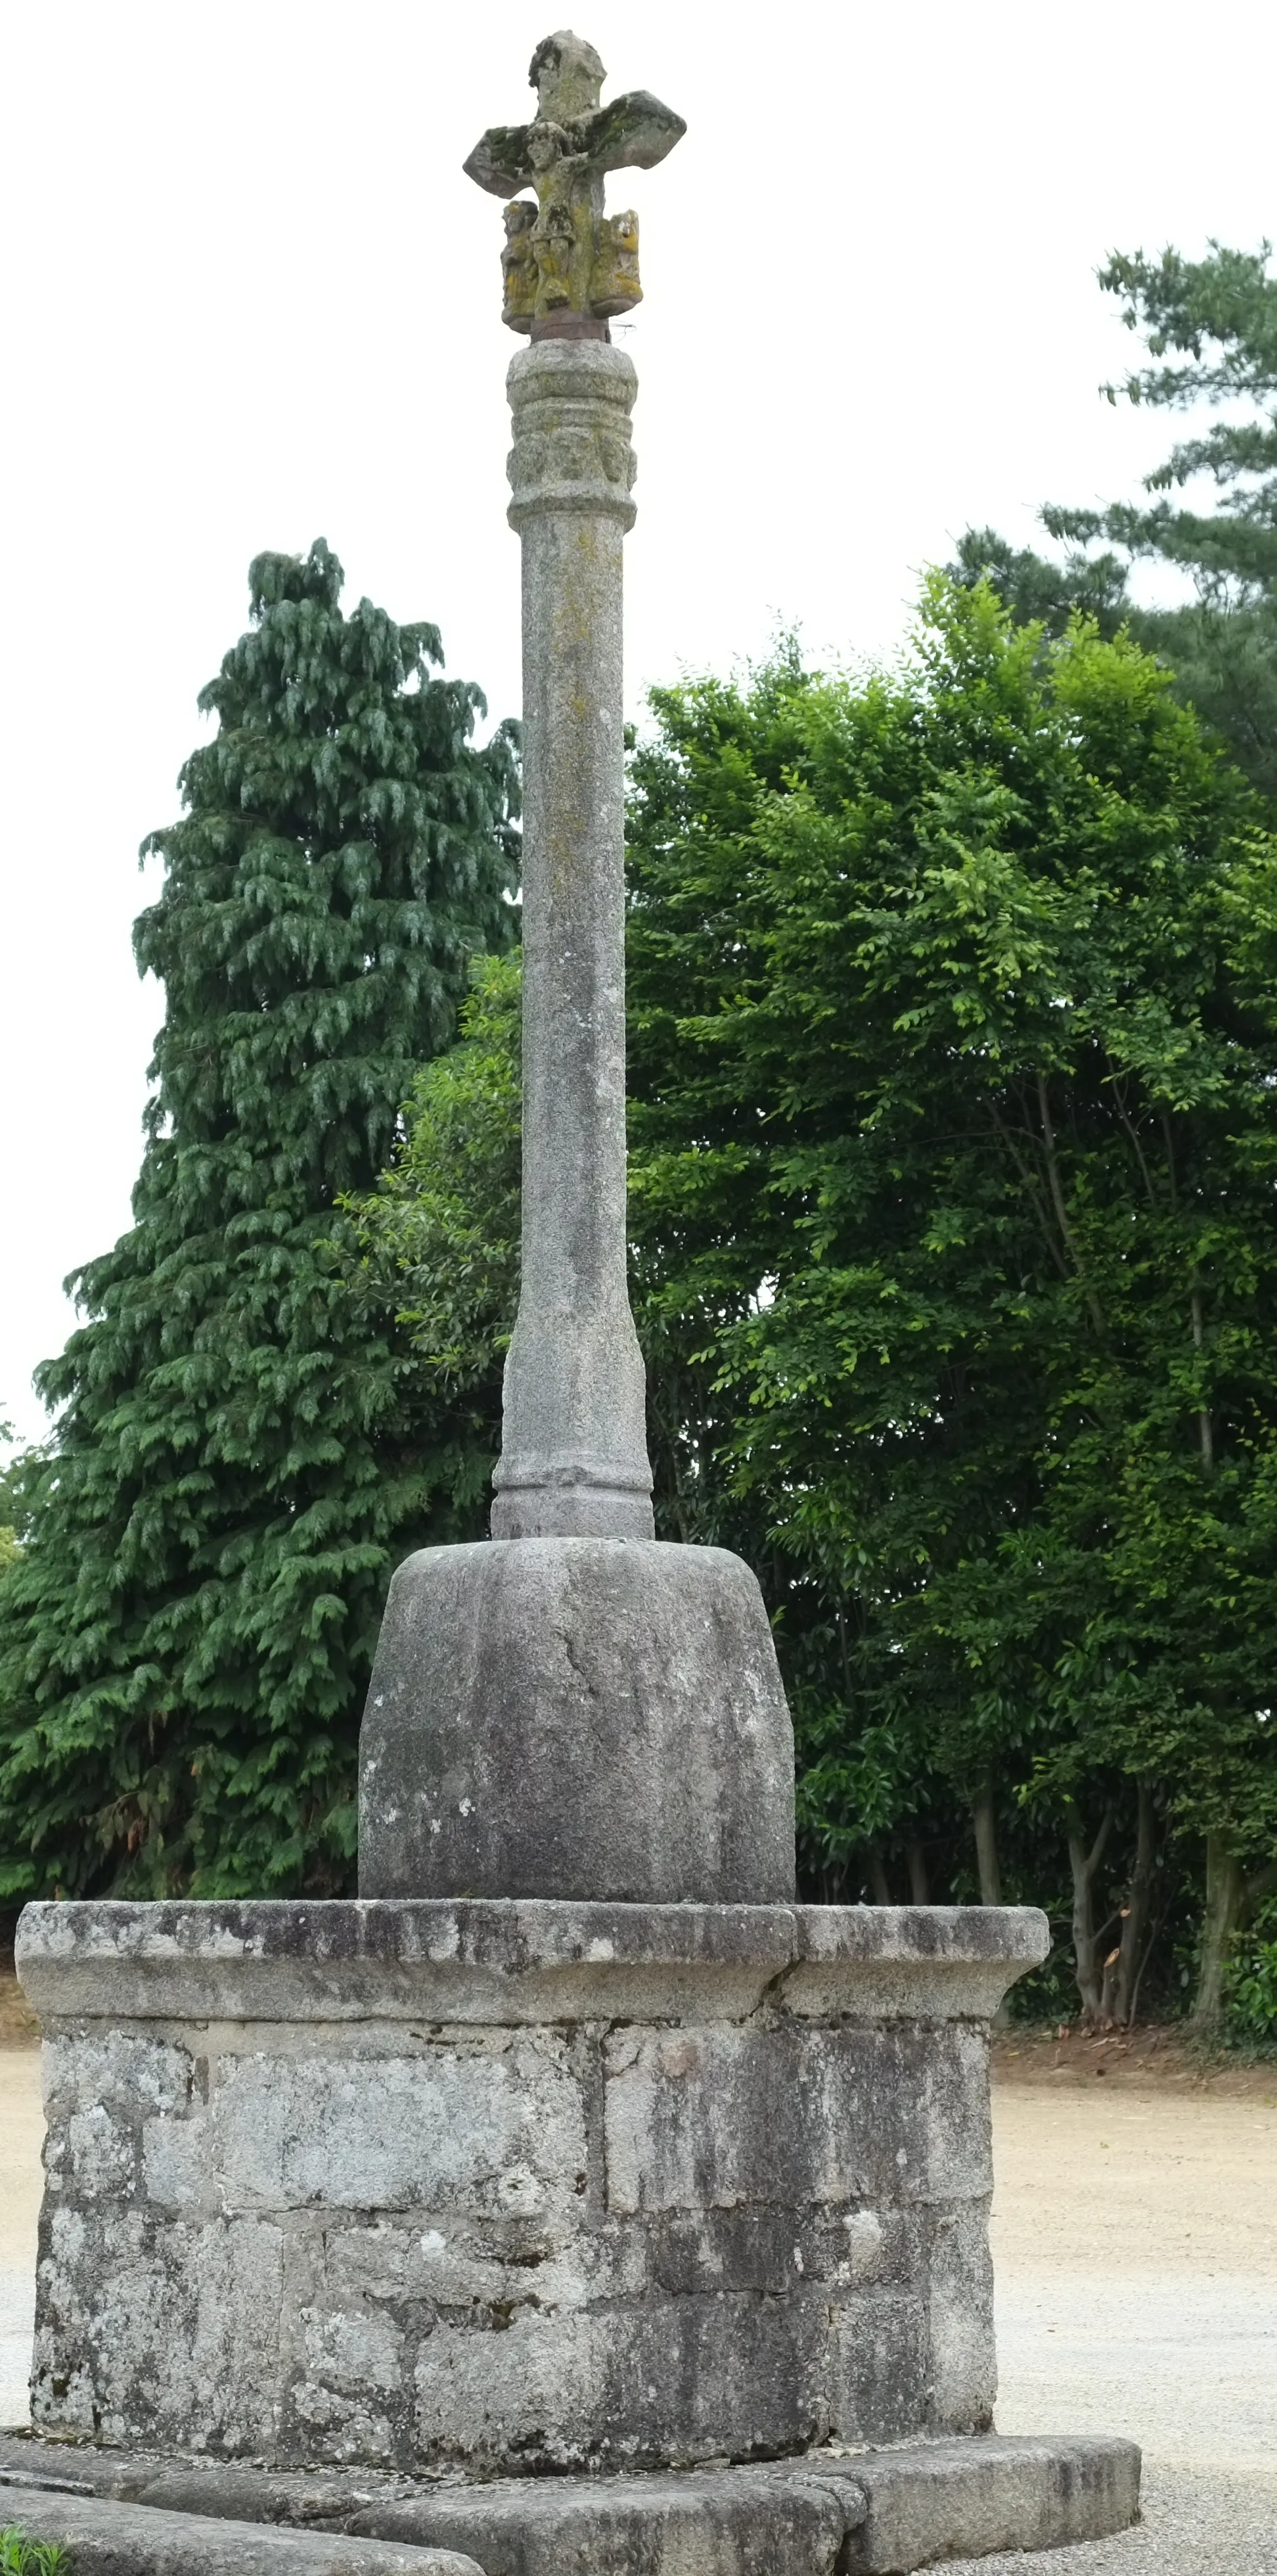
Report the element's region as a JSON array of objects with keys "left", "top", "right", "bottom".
[{"left": 464, "top": 29, "right": 685, "bottom": 337}]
